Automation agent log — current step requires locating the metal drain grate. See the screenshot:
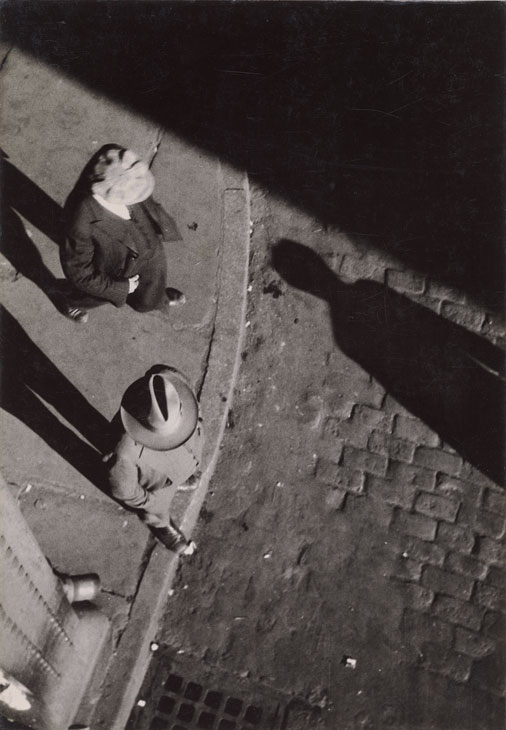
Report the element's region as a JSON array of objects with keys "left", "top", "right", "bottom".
[
  {"left": 129, "top": 654, "right": 287, "bottom": 730},
  {"left": 130, "top": 653, "right": 326, "bottom": 730},
  {"left": 150, "top": 672, "right": 265, "bottom": 730}
]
